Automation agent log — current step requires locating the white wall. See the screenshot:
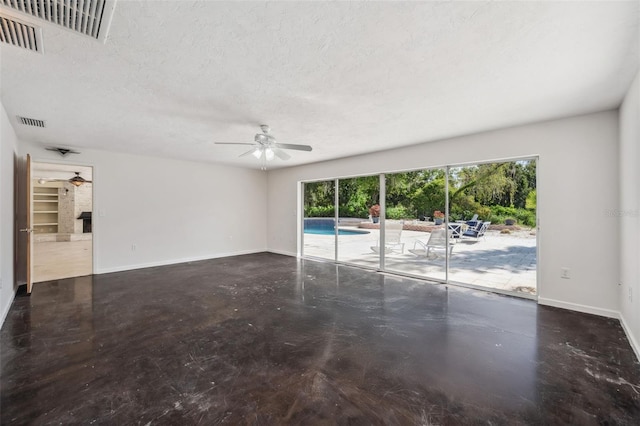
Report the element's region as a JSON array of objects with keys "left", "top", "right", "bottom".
[
  {"left": 268, "top": 111, "right": 620, "bottom": 318},
  {"left": 0, "top": 103, "right": 18, "bottom": 325},
  {"left": 18, "top": 141, "right": 268, "bottom": 274},
  {"left": 619, "top": 69, "right": 640, "bottom": 359}
]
